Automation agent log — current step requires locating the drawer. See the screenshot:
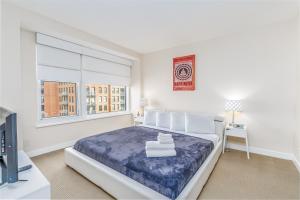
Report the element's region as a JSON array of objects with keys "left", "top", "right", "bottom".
[{"left": 225, "top": 128, "right": 246, "bottom": 138}]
